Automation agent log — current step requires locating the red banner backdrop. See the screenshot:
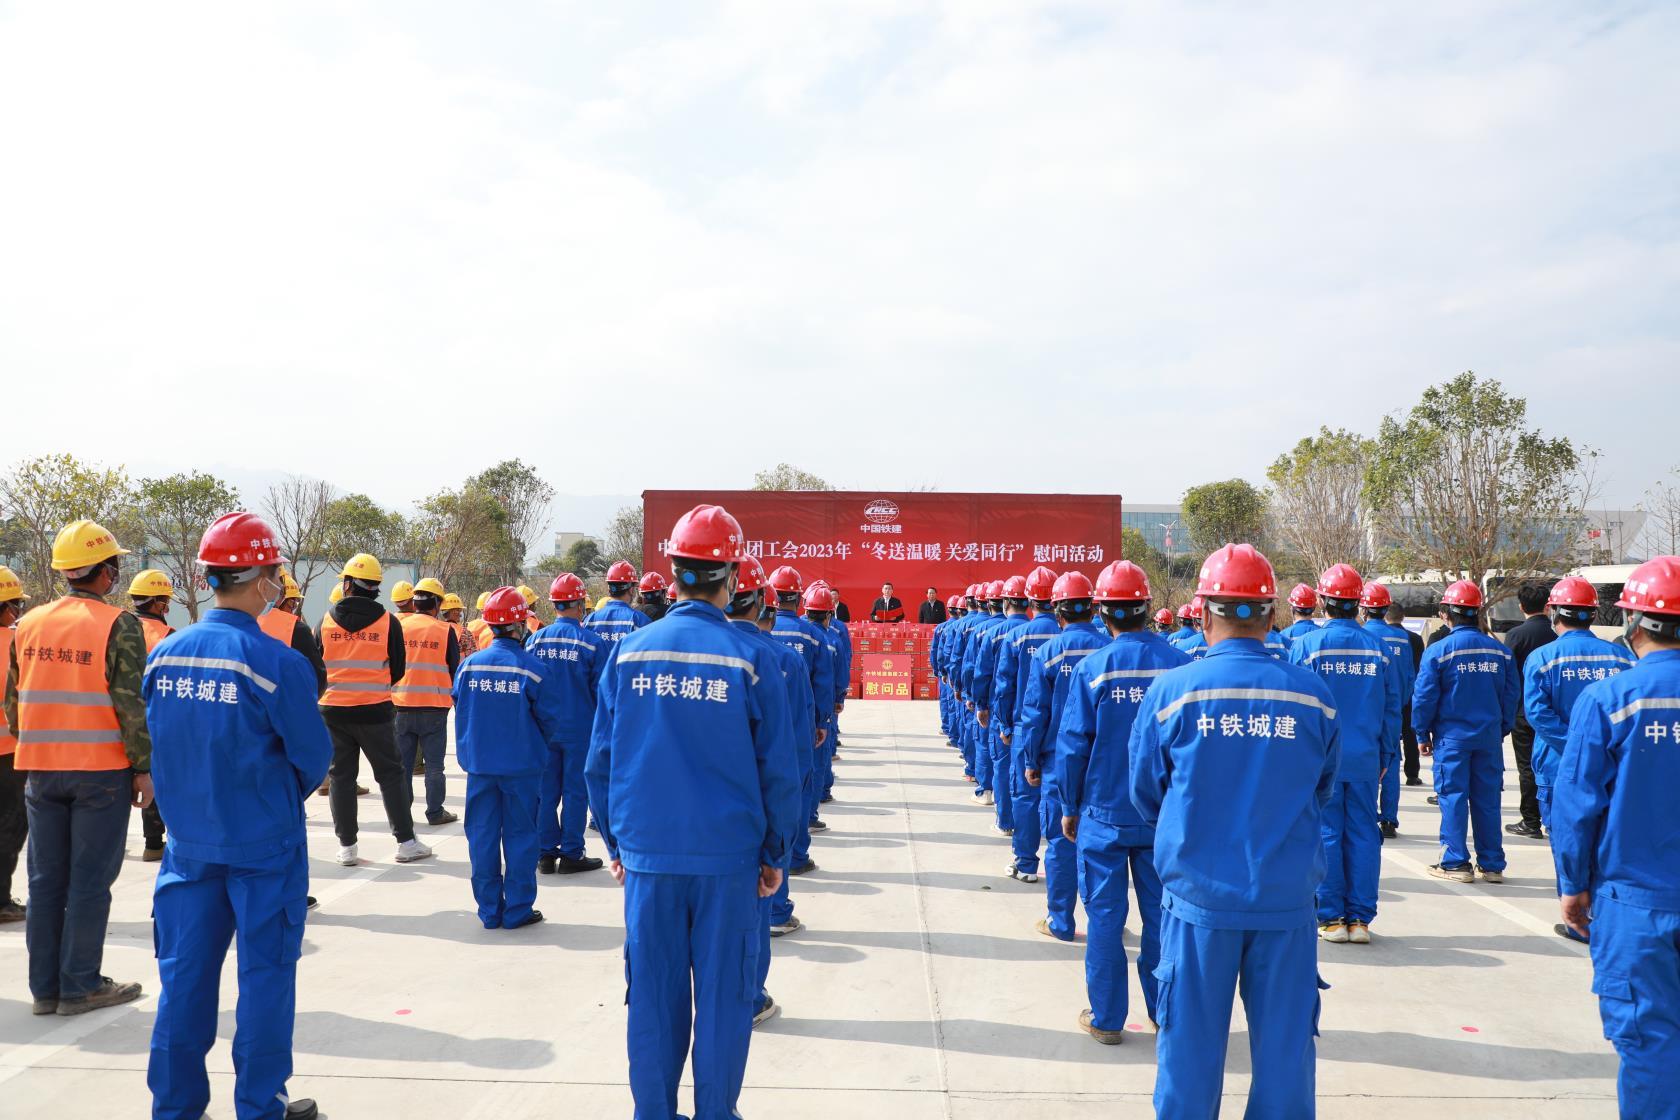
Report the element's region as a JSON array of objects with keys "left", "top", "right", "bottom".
[{"left": 642, "top": 490, "right": 1123, "bottom": 617}]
